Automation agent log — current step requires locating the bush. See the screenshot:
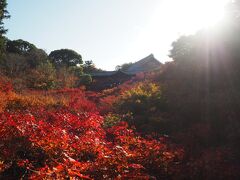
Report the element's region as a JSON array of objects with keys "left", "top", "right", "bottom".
[
  {"left": 115, "top": 82, "right": 168, "bottom": 133},
  {"left": 6, "top": 93, "right": 68, "bottom": 110},
  {"left": 103, "top": 113, "right": 121, "bottom": 128},
  {"left": 77, "top": 74, "right": 92, "bottom": 86},
  {"left": 27, "top": 62, "right": 57, "bottom": 90},
  {"left": 0, "top": 104, "right": 183, "bottom": 179}
]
